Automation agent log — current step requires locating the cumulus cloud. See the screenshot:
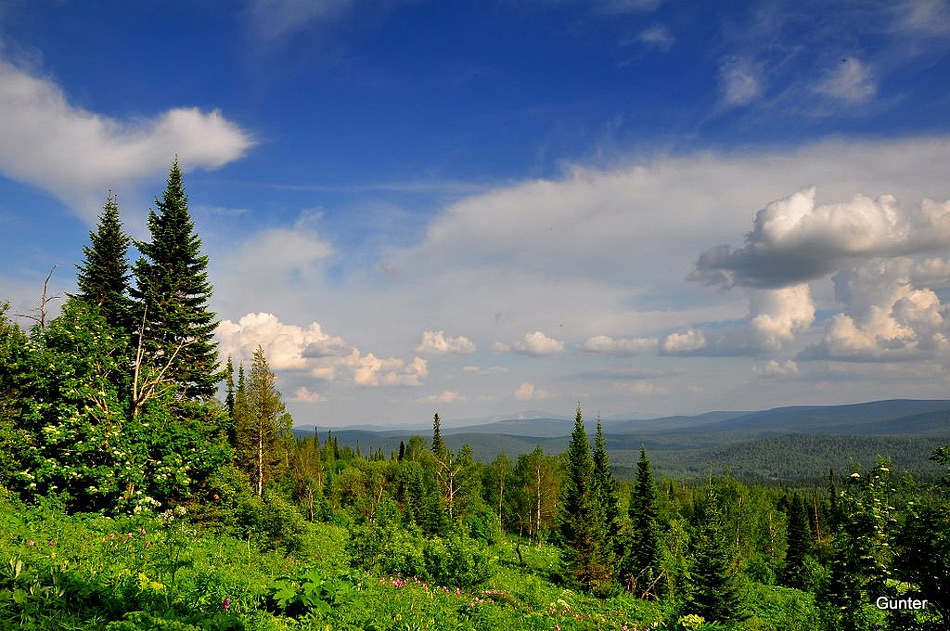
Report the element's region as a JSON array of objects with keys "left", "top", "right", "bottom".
[
  {"left": 293, "top": 386, "right": 325, "bottom": 402},
  {"left": 353, "top": 355, "right": 428, "bottom": 387},
  {"left": 815, "top": 59, "right": 876, "bottom": 103},
  {"left": 754, "top": 359, "right": 800, "bottom": 378},
  {"left": 720, "top": 57, "right": 762, "bottom": 106},
  {"left": 415, "top": 330, "right": 476, "bottom": 355},
  {"left": 577, "top": 334, "right": 657, "bottom": 356},
  {"left": 514, "top": 381, "right": 550, "bottom": 401},
  {"left": 216, "top": 312, "right": 427, "bottom": 386},
  {"left": 801, "top": 258, "right": 950, "bottom": 361},
  {"left": 513, "top": 331, "right": 565, "bottom": 356},
  {"left": 418, "top": 390, "right": 465, "bottom": 404},
  {"left": 748, "top": 284, "right": 815, "bottom": 351},
  {"left": 661, "top": 328, "right": 706, "bottom": 354},
  {"left": 0, "top": 59, "right": 252, "bottom": 223},
  {"left": 217, "top": 312, "right": 348, "bottom": 370},
  {"left": 691, "top": 187, "right": 950, "bottom": 289}
]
